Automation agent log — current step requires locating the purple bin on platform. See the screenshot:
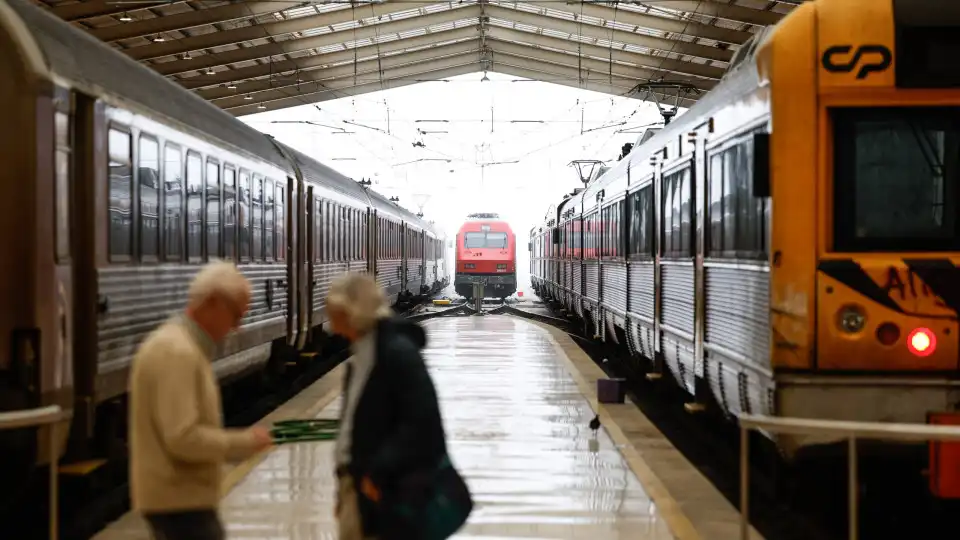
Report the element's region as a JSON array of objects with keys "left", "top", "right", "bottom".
[{"left": 597, "top": 377, "right": 626, "bottom": 404}]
